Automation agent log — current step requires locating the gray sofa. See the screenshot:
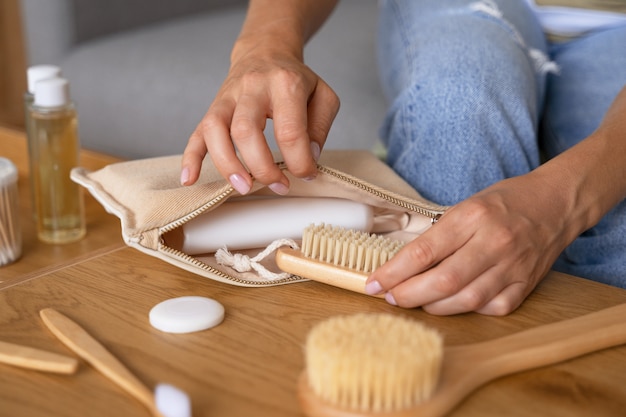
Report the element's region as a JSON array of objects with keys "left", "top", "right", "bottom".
[{"left": 20, "top": 0, "right": 386, "bottom": 159}]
